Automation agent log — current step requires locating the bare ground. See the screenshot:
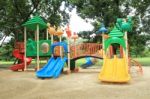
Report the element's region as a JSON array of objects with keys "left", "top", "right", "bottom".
[{"left": 0, "top": 67, "right": 150, "bottom": 99}]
